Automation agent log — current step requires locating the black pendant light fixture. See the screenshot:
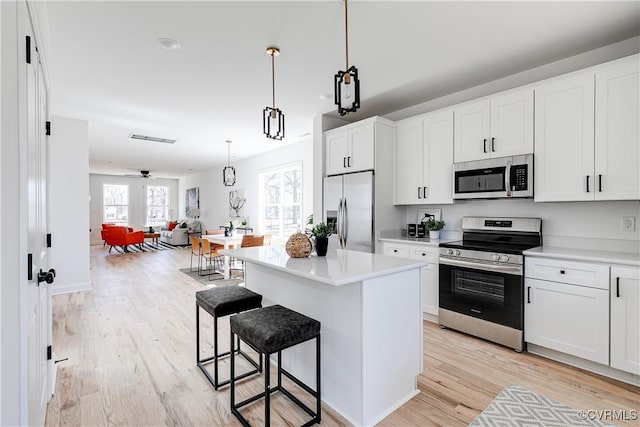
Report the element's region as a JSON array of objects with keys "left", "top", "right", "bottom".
[
  {"left": 334, "top": 0, "right": 360, "bottom": 116},
  {"left": 263, "top": 47, "right": 285, "bottom": 140},
  {"left": 222, "top": 140, "right": 236, "bottom": 186}
]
